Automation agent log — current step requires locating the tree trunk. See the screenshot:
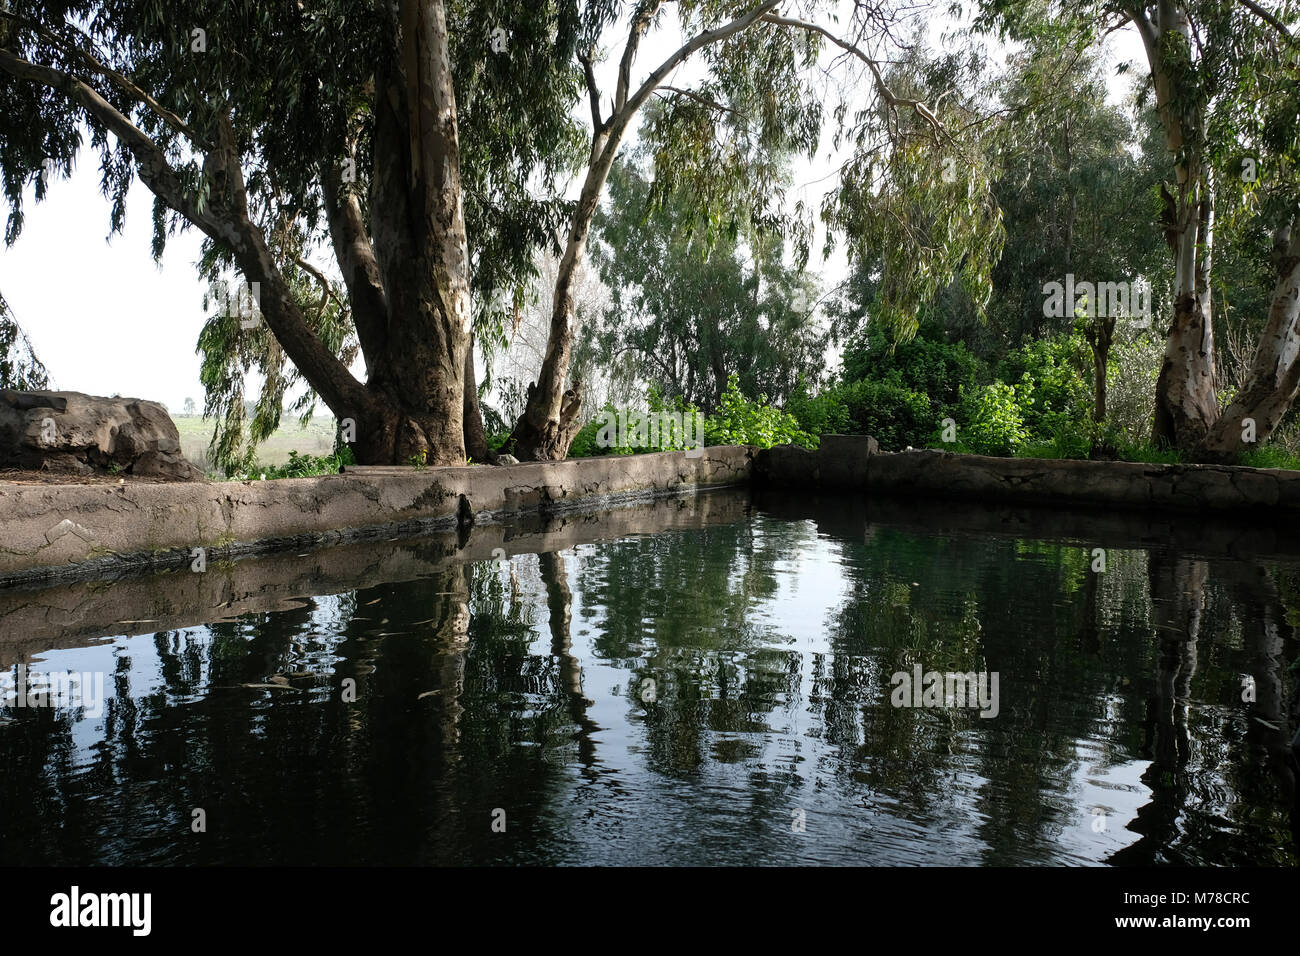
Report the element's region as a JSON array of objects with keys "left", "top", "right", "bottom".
[
  {"left": 1199, "top": 221, "right": 1300, "bottom": 457},
  {"left": 462, "top": 332, "right": 493, "bottom": 462},
  {"left": 1135, "top": 1, "right": 1220, "bottom": 451},
  {"left": 507, "top": 0, "right": 781, "bottom": 460},
  {"left": 506, "top": 131, "right": 609, "bottom": 460},
  {"left": 1087, "top": 316, "right": 1115, "bottom": 425},
  {"left": 355, "top": 0, "right": 471, "bottom": 466}
]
